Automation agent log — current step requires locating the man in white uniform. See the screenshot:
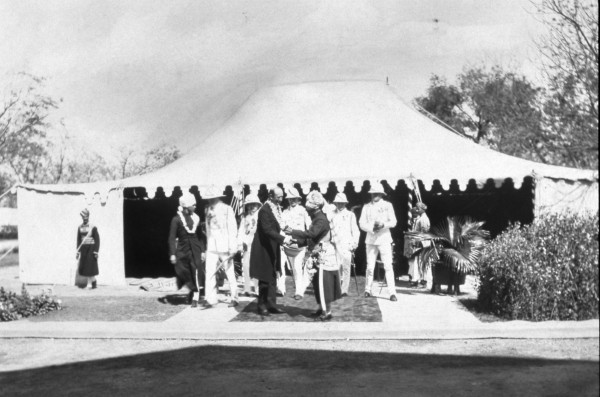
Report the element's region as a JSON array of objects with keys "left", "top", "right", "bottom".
[
  {"left": 203, "top": 186, "right": 239, "bottom": 308},
  {"left": 279, "top": 187, "right": 311, "bottom": 299},
  {"left": 330, "top": 193, "right": 360, "bottom": 296},
  {"left": 359, "top": 182, "right": 398, "bottom": 301}
]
